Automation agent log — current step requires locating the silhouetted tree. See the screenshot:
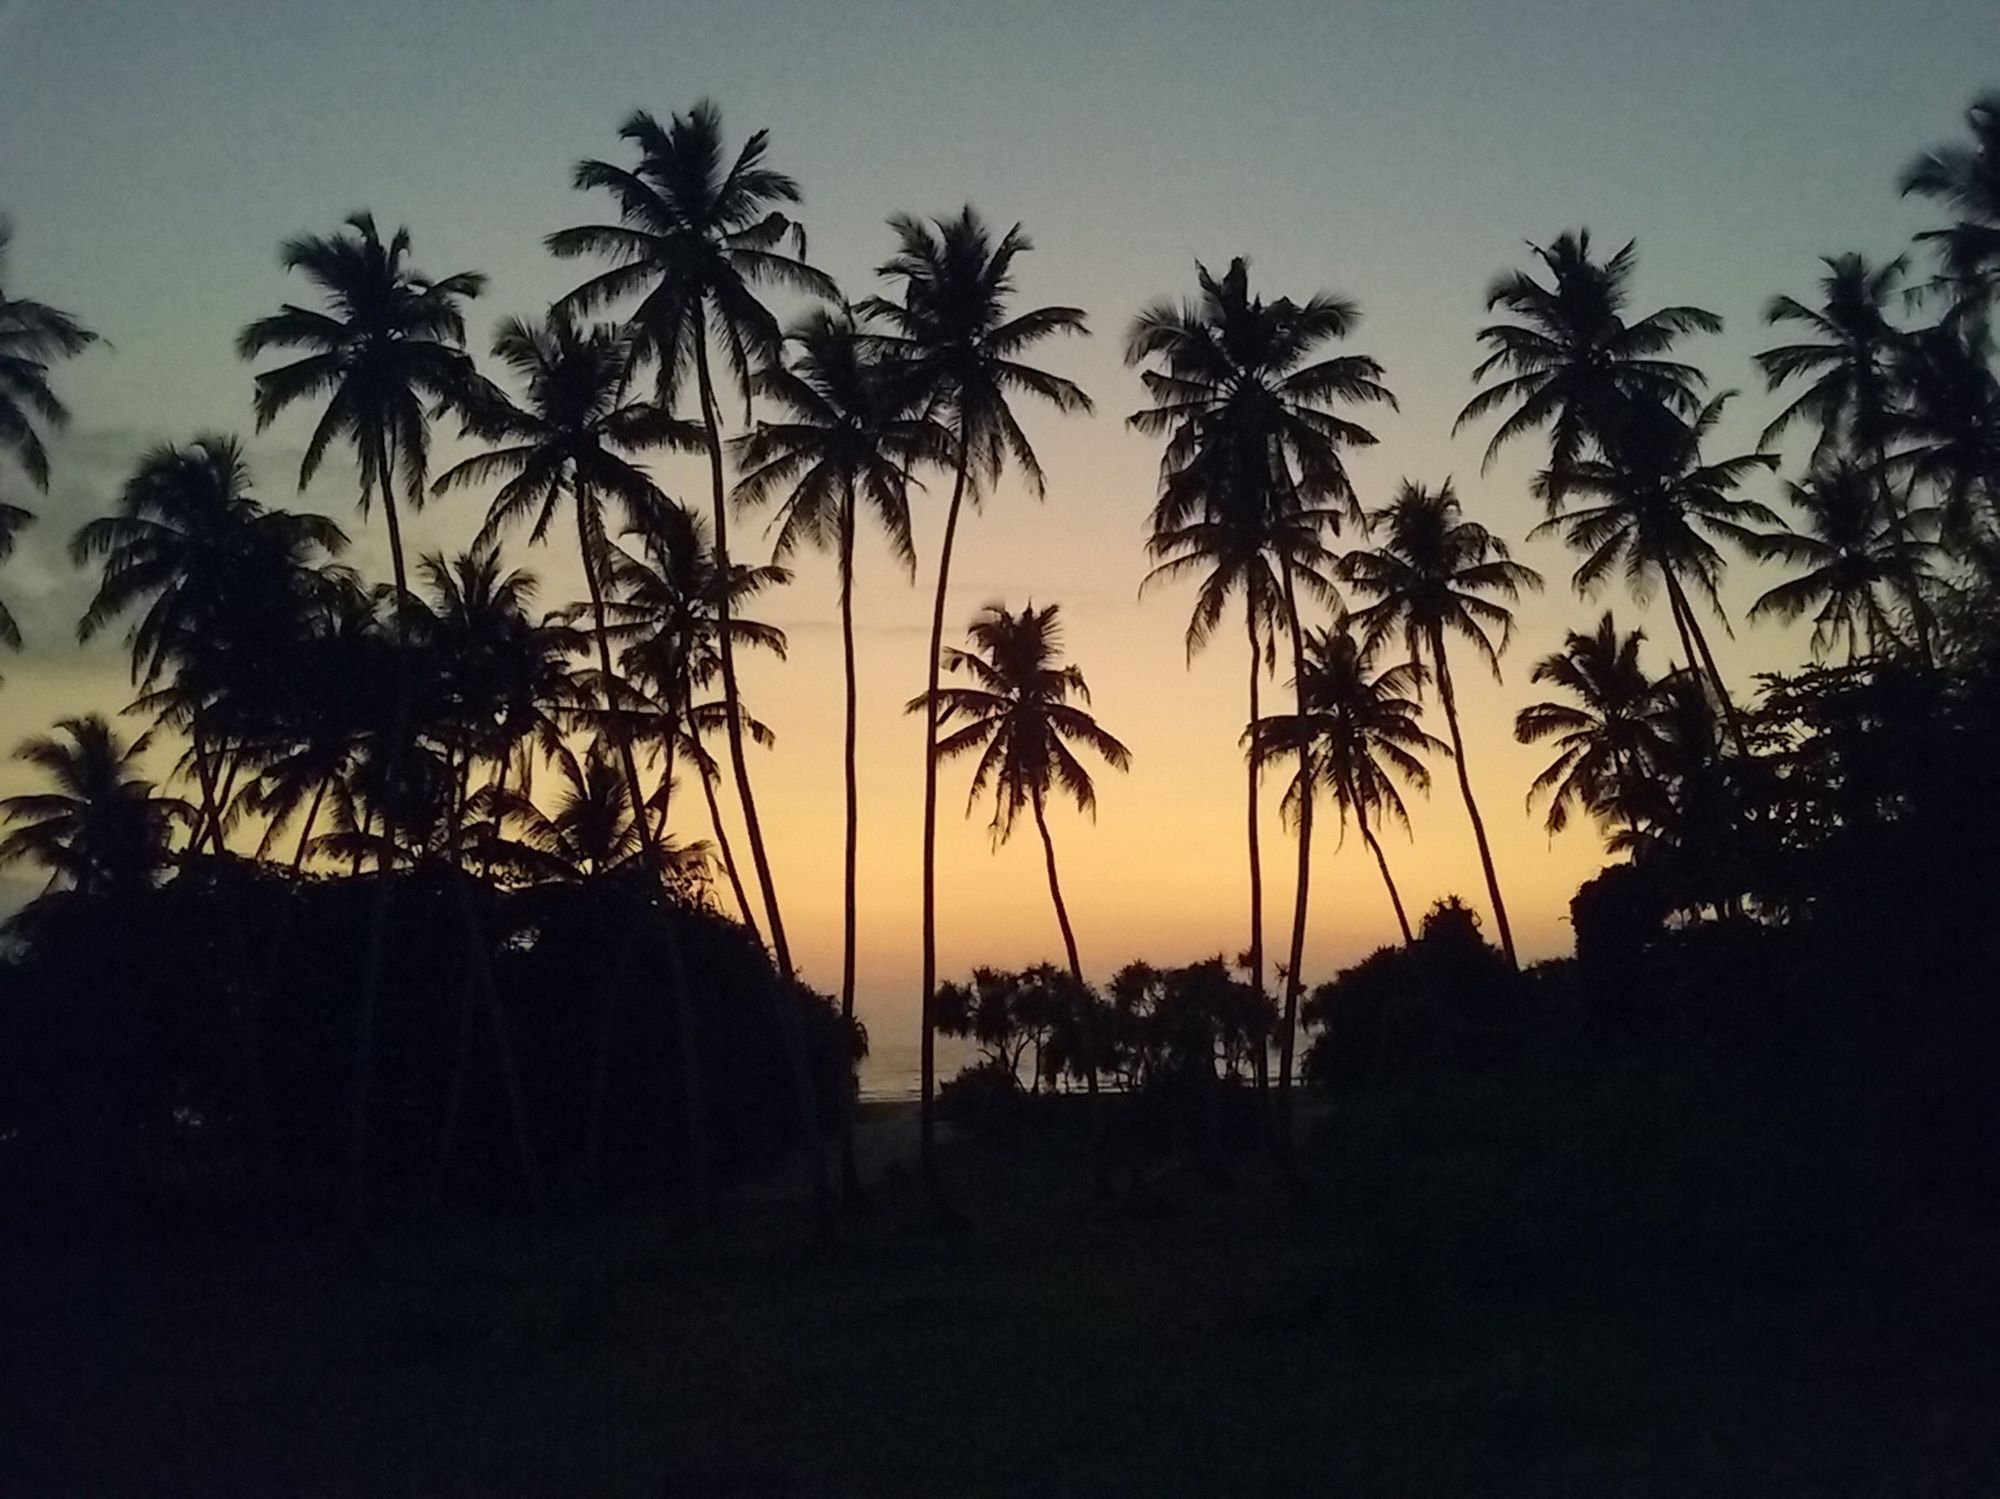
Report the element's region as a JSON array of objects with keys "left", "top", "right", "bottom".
[
  {"left": 1343, "top": 480, "right": 1541, "bottom": 967},
  {"left": 0, "top": 716, "right": 188, "bottom": 911},
  {"left": 860, "top": 207, "right": 1091, "bottom": 1191},
  {"left": 1514, "top": 611, "right": 1669, "bottom": 836},
  {"left": 549, "top": 100, "right": 836, "bottom": 981}
]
